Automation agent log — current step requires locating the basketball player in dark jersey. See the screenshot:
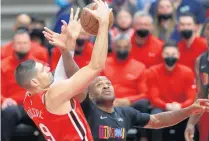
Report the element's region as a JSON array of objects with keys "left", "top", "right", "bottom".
[{"left": 185, "top": 19, "right": 209, "bottom": 141}]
